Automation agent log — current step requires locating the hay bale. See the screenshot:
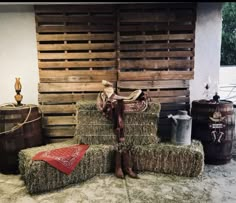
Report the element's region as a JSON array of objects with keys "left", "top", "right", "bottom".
[
  {"left": 77, "top": 109, "right": 159, "bottom": 125},
  {"left": 76, "top": 123, "right": 158, "bottom": 145},
  {"left": 76, "top": 100, "right": 160, "bottom": 123},
  {"left": 19, "top": 139, "right": 75, "bottom": 179},
  {"left": 75, "top": 100, "right": 161, "bottom": 145},
  {"left": 18, "top": 140, "right": 204, "bottom": 194},
  {"left": 19, "top": 142, "right": 114, "bottom": 194},
  {"left": 18, "top": 99, "right": 204, "bottom": 194},
  {"left": 132, "top": 140, "right": 204, "bottom": 177}
]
